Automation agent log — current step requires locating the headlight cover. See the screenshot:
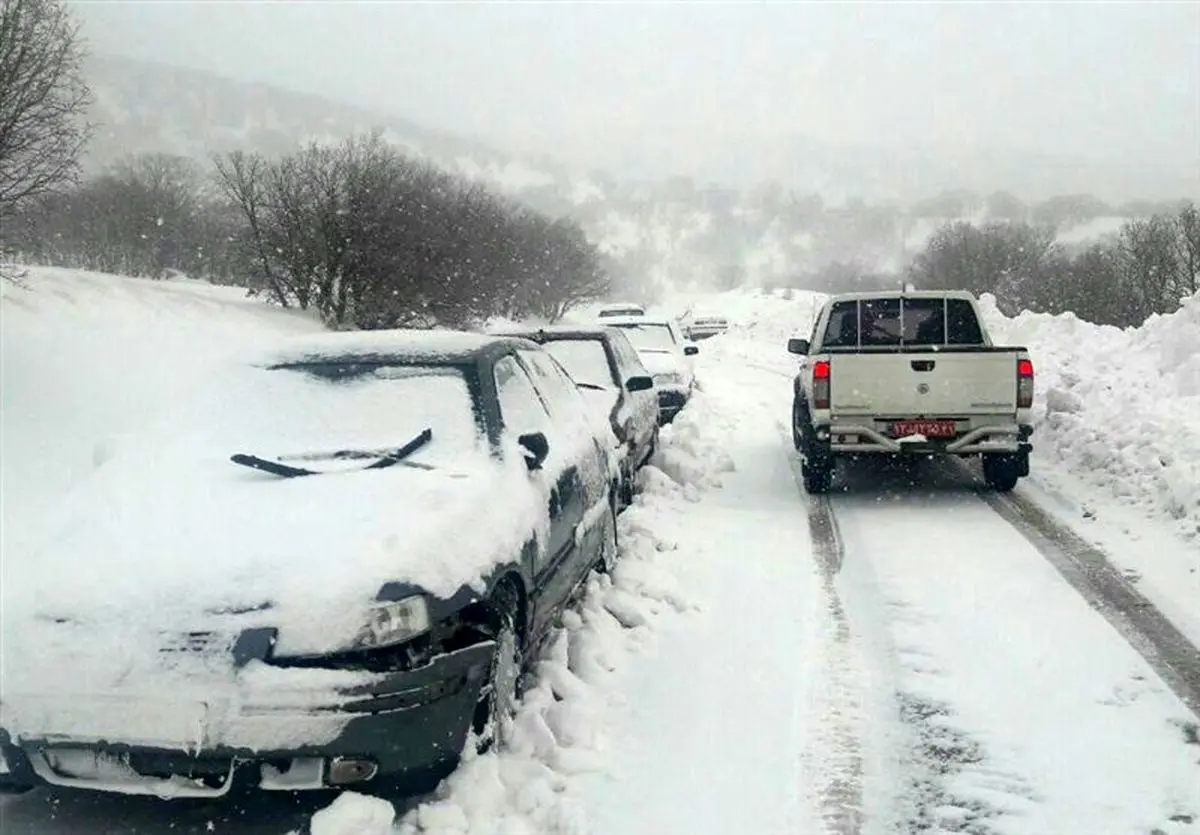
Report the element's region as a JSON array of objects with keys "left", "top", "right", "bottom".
[
  {"left": 353, "top": 595, "right": 432, "bottom": 652},
  {"left": 272, "top": 595, "right": 432, "bottom": 660}
]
